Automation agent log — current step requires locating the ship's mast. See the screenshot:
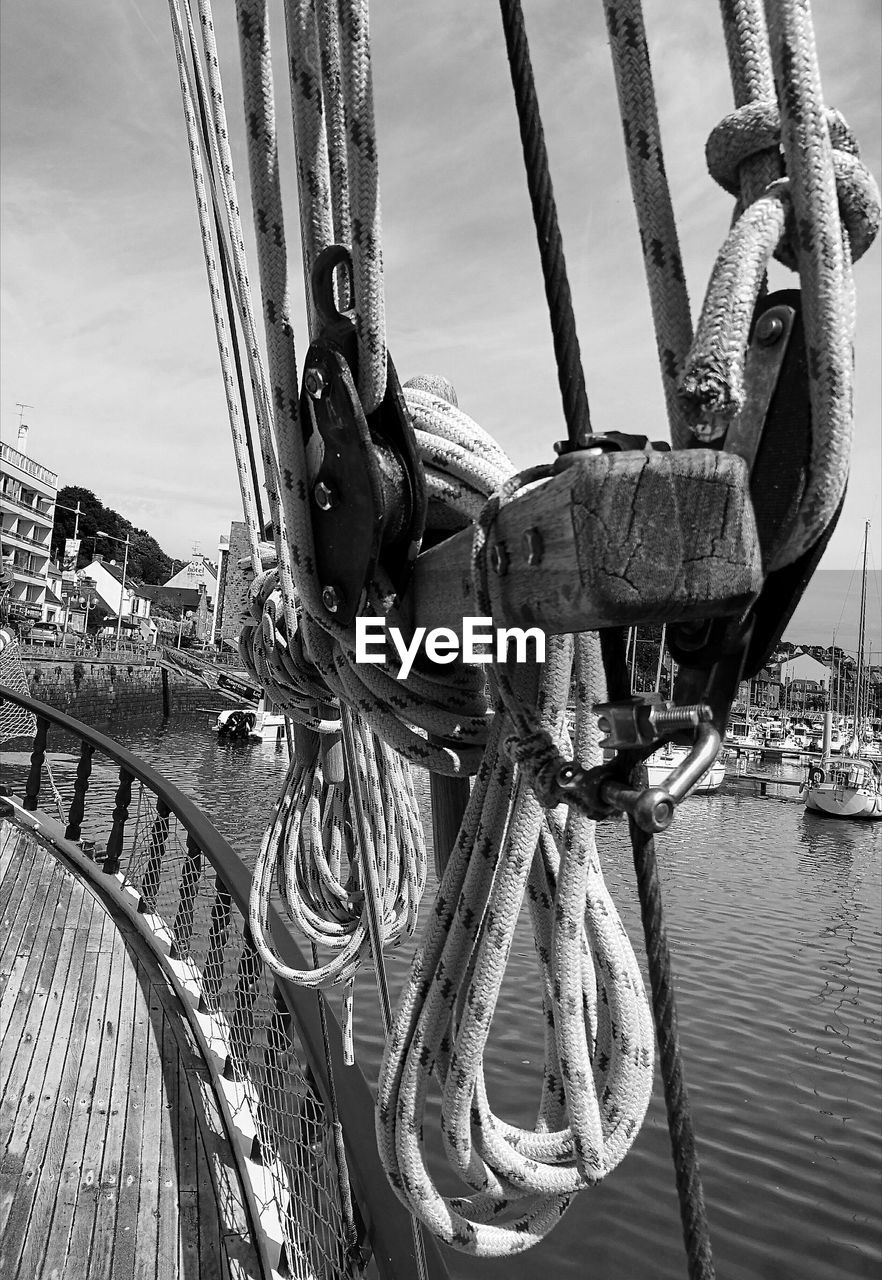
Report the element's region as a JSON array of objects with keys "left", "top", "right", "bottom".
[{"left": 855, "top": 520, "right": 870, "bottom": 739}]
